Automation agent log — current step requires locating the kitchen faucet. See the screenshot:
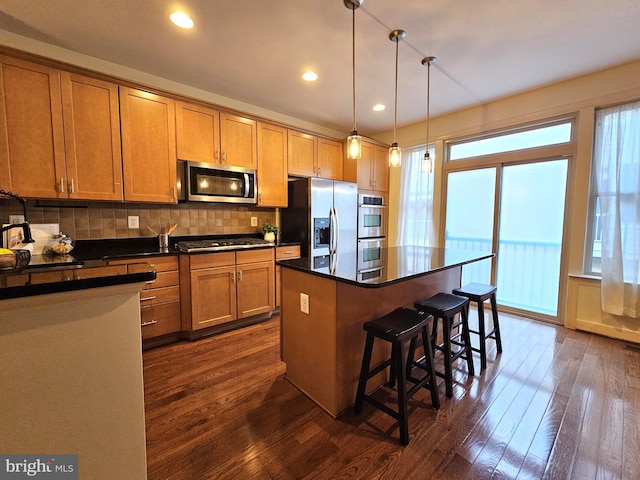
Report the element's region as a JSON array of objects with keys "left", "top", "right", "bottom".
[{"left": 0, "top": 189, "right": 35, "bottom": 249}]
